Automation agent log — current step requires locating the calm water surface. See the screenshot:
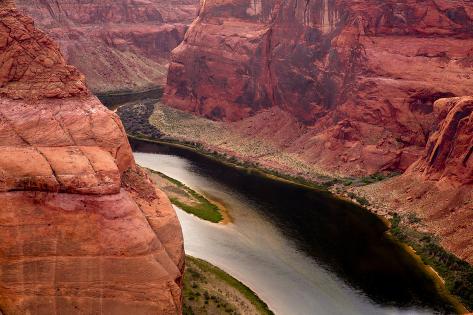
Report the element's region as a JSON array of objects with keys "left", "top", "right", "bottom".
[{"left": 131, "top": 139, "right": 455, "bottom": 315}]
